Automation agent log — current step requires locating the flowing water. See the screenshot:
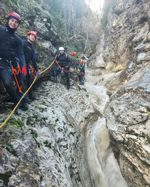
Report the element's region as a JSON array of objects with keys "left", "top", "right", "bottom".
[{"left": 85, "top": 68, "right": 128, "bottom": 187}]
